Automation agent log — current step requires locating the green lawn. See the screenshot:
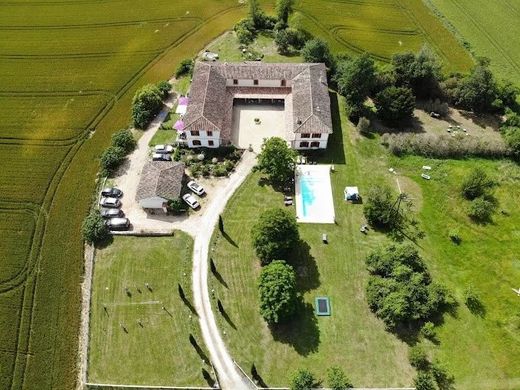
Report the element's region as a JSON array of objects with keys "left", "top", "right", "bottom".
[
  {"left": 88, "top": 234, "right": 212, "bottom": 387},
  {"left": 209, "top": 93, "right": 520, "bottom": 388},
  {"left": 427, "top": 0, "right": 520, "bottom": 86}
]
